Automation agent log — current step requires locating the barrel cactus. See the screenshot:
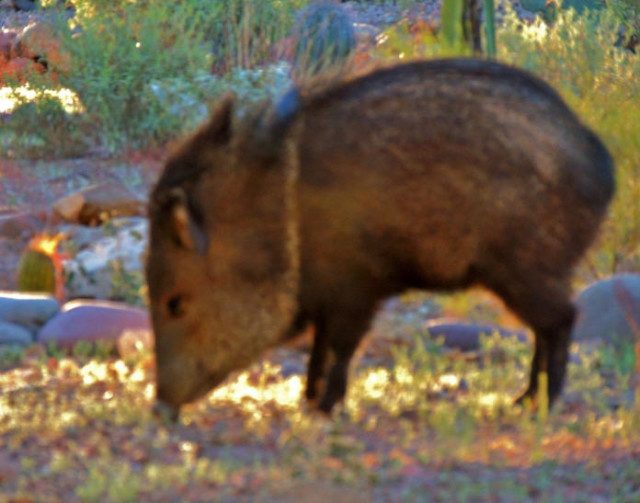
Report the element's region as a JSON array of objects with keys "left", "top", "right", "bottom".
[
  {"left": 16, "top": 234, "right": 65, "bottom": 298},
  {"left": 290, "top": 2, "right": 356, "bottom": 81}
]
